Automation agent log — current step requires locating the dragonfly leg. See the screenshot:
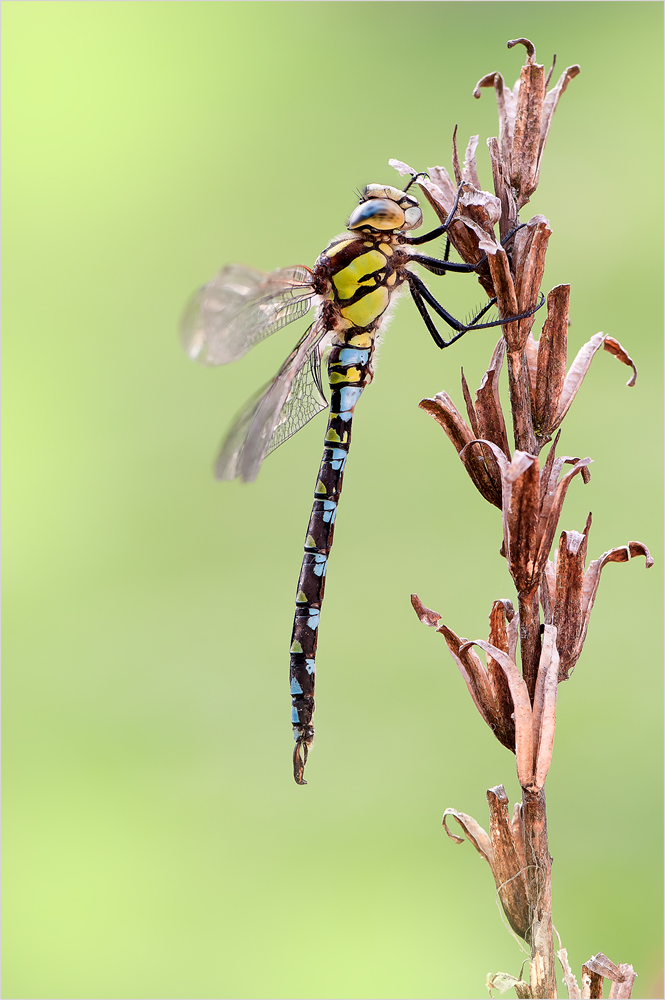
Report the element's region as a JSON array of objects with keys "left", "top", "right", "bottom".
[
  {"left": 402, "top": 170, "right": 429, "bottom": 194},
  {"left": 407, "top": 272, "right": 545, "bottom": 349},
  {"left": 408, "top": 223, "right": 528, "bottom": 276},
  {"left": 408, "top": 253, "right": 476, "bottom": 275},
  {"left": 400, "top": 181, "right": 465, "bottom": 246}
]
